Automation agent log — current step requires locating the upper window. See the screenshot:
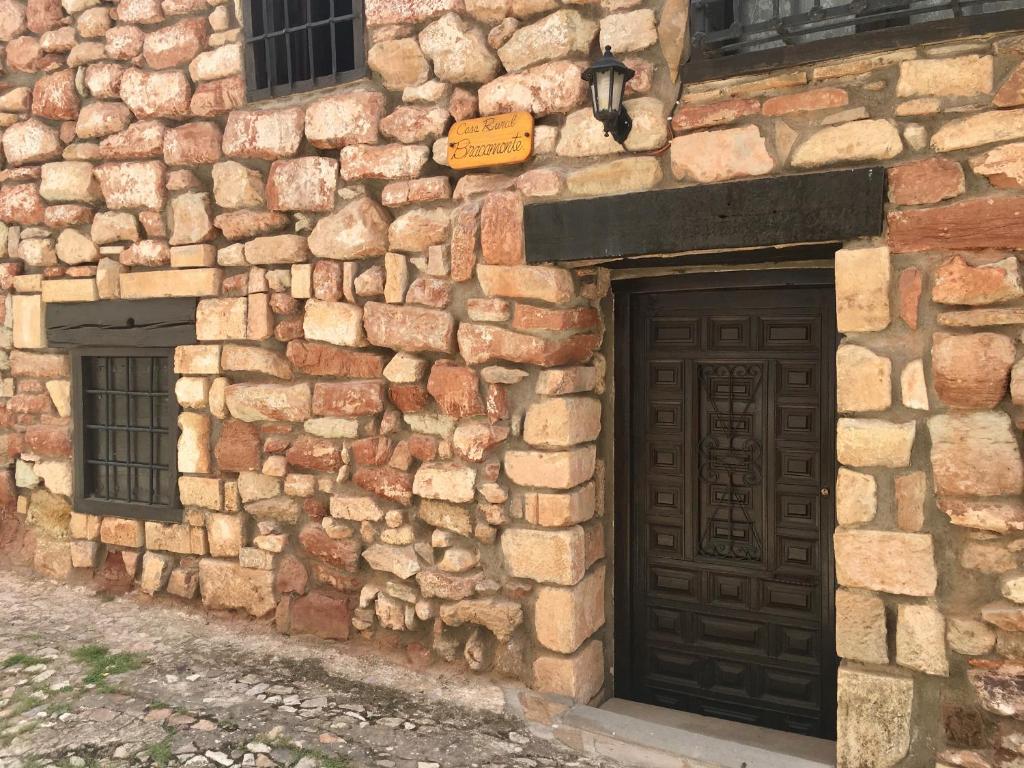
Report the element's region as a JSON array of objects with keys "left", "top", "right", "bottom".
[
  {"left": 242, "top": 0, "right": 367, "bottom": 101},
  {"left": 687, "top": 0, "right": 1024, "bottom": 80},
  {"left": 73, "top": 350, "right": 180, "bottom": 522}
]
